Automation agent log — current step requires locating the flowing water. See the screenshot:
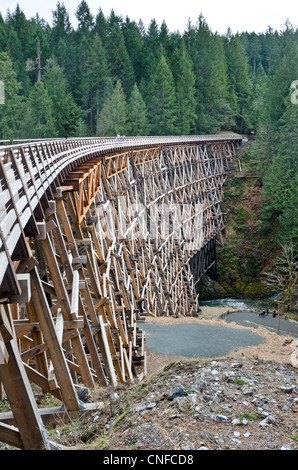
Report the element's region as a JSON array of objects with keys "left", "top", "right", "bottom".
[{"left": 199, "top": 295, "right": 279, "bottom": 312}]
